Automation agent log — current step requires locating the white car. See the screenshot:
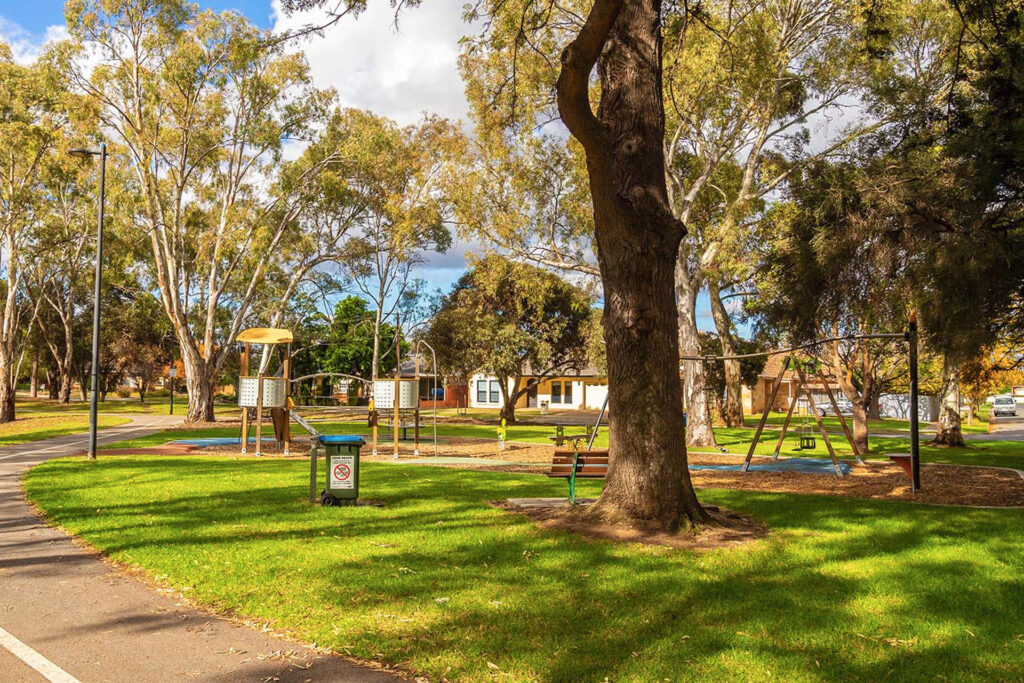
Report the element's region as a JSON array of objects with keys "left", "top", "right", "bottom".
[{"left": 992, "top": 396, "right": 1018, "bottom": 417}]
